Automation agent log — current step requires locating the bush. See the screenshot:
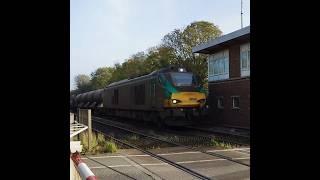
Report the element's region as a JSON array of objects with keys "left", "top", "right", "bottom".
[
  {"left": 97, "top": 133, "right": 106, "bottom": 146},
  {"left": 209, "top": 138, "right": 233, "bottom": 149},
  {"left": 80, "top": 131, "right": 117, "bottom": 154},
  {"left": 105, "top": 141, "right": 117, "bottom": 153},
  {"left": 127, "top": 135, "right": 139, "bottom": 141},
  {"left": 210, "top": 138, "right": 219, "bottom": 146}
]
